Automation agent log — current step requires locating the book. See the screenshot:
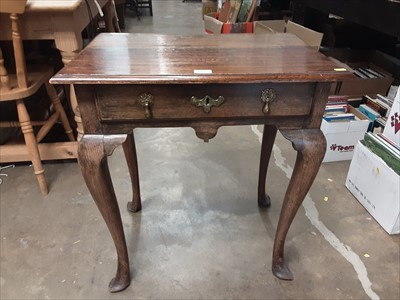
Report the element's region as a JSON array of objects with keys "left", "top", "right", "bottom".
[
  {"left": 377, "top": 94, "right": 394, "bottom": 107},
  {"left": 324, "top": 105, "right": 348, "bottom": 115},
  {"left": 362, "top": 132, "right": 400, "bottom": 175},
  {"left": 358, "top": 68, "right": 376, "bottom": 79},
  {"left": 366, "top": 68, "right": 384, "bottom": 78},
  {"left": 363, "top": 95, "right": 389, "bottom": 117},
  {"left": 227, "top": 0, "right": 243, "bottom": 23},
  {"left": 323, "top": 113, "right": 356, "bottom": 122},
  {"left": 348, "top": 97, "right": 364, "bottom": 107},
  {"left": 354, "top": 69, "right": 368, "bottom": 79},
  {"left": 245, "top": 0, "right": 258, "bottom": 22},
  {"left": 236, "top": 0, "right": 251, "bottom": 22},
  {"left": 353, "top": 67, "right": 385, "bottom": 79},
  {"left": 219, "top": 0, "right": 231, "bottom": 22},
  {"left": 236, "top": 0, "right": 257, "bottom": 23},
  {"left": 358, "top": 104, "right": 381, "bottom": 121},
  {"left": 378, "top": 132, "right": 400, "bottom": 152},
  {"left": 327, "top": 95, "right": 348, "bottom": 105},
  {"left": 375, "top": 117, "right": 387, "bottom": 130}
]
